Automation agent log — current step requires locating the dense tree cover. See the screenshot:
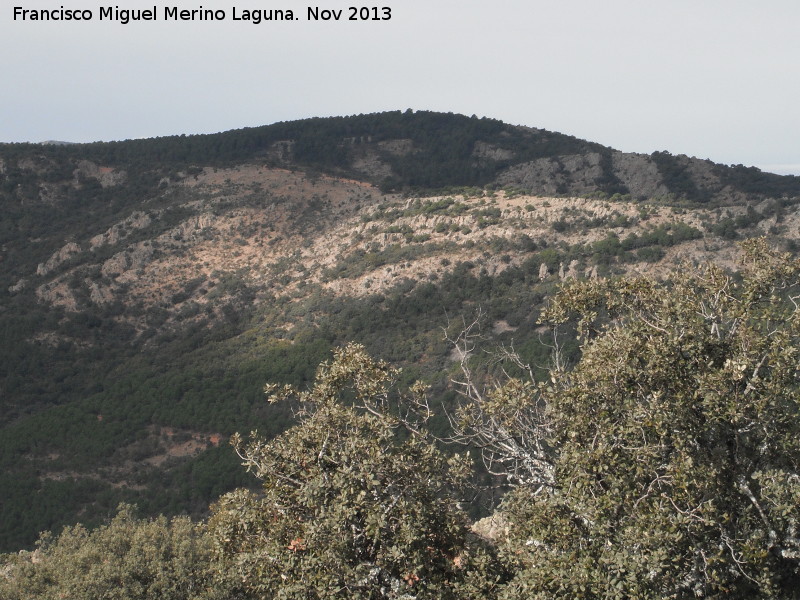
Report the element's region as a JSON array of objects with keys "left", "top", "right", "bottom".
[
  {"left": 0, "top": 347, "right": 504, "bottom": 599},
  {"left": 5, "top": 113, "right": 799, "bottom": 206},
  {"left": 0, "top": 111, "right": 610, "bottom": 195},
  {"left": 0, "top": 201, "right": 790, "bottom": 553},
  {"left": 209, "top": 343, "right": 502, "bottom": 599},
  {"left": 650, "top": 151, "right": 709, "bottom": 202},
  {"left": 716, "top": 163, "right": 800, "bottom": 198},
  {"left": 2, "top": 214, "right": 777, "bottom": 552},
  {"left": 491, "top": 239, "right": 800, "bottom": 598},
  {"left": 2, "top": 112, "right": 799, "bottom": 560},
  {"left": 3, "top": 109, "right": 800, "bottom": 595}
]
